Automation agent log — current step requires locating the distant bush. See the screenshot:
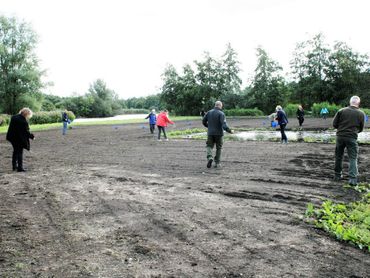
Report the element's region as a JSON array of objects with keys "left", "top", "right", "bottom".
[
  {"left": 284, "top": 103, "right": 302, "bottom": 117},
  {"left": 224, "top": 108, "right": 264, "bottom": 117},
  {"left": 311, "top": 102, "right": 342, "bottom": 117},
  {"left": 30, "top": 111, "right": 76, "bottom": 125},
  {"left": 0, "top": 114, "right": 10, "bottom": 126},
  {"left": 361, "top": 108, "right": 370, "bottom": 116}
]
